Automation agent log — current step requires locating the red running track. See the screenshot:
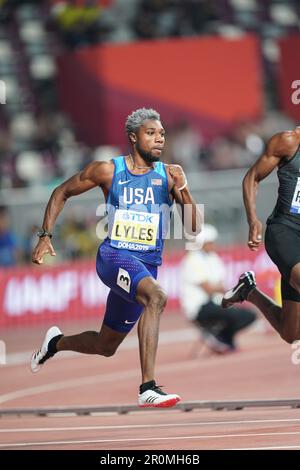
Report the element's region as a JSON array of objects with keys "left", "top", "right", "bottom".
[{"left": 1, "top": 313, "right": 300, "bottom": 450}]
